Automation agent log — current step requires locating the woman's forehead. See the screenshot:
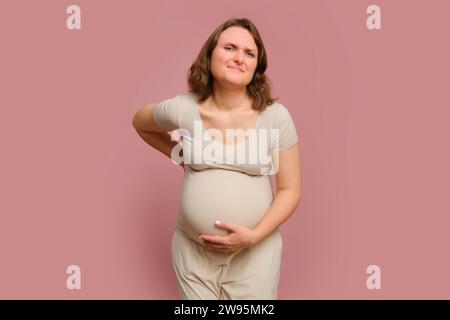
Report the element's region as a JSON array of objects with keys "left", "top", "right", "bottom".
[{"left": 218, "top": 28, "right": 257, "bottom": 51}]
